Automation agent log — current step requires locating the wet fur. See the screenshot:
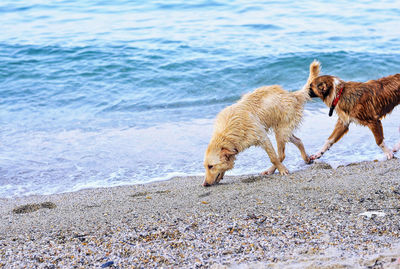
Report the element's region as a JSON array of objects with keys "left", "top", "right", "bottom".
[
  {"left": 309, "top": 73, "right": 400, "bottom": 160},
  {"left": 203, "top": 61, "right": 320, "bottom": 186}
]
